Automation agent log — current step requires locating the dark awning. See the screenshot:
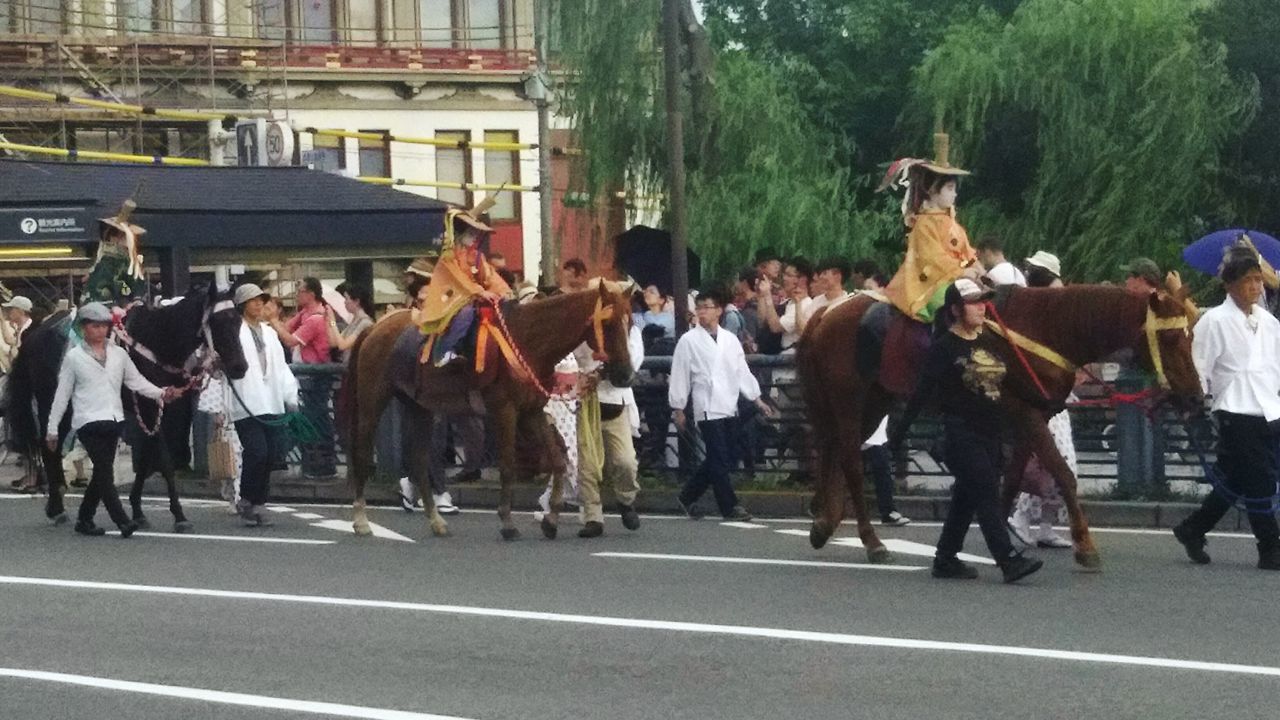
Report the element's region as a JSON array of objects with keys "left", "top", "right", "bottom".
[{"left": 0, "top": 159, "right": 449, "bottom": 249}]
